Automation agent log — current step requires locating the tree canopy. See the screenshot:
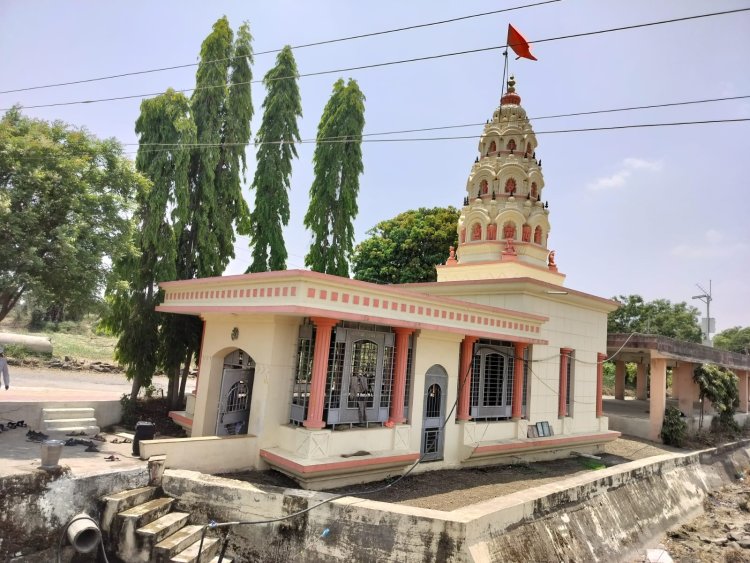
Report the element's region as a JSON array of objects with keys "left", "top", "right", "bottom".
[
  {"left": 713, "top": 326, "right": 750, "bottom": 354},
  {"left": 352, "top": 206, "right": 459, "bottom": 284},
  {"left": 304, "top": 78, "right": 366, "bottom": 276},
  {"left": 0, "top": 107, "right": 145, "bottom": 323},
  {"left": 607, "top": 294, "right": 702, "bottom": 342},
  {"left": 248, "top": 45, "right": 302, "bottom": 273}
]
